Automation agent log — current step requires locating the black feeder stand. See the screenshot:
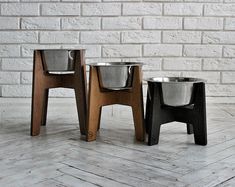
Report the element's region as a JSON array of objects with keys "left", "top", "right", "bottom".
[{"left": 145, "top": 80, "right": 207, "bottom": 146}]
